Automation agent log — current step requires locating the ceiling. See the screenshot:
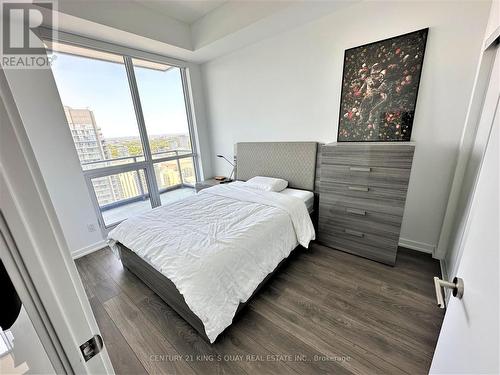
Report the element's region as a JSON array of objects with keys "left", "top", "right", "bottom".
[
  {"left": 49, "top": 1, "right": 360, "bottom": 63},
  {"left": 135, "top": 1, "right": 227, "bottom": 24}
]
